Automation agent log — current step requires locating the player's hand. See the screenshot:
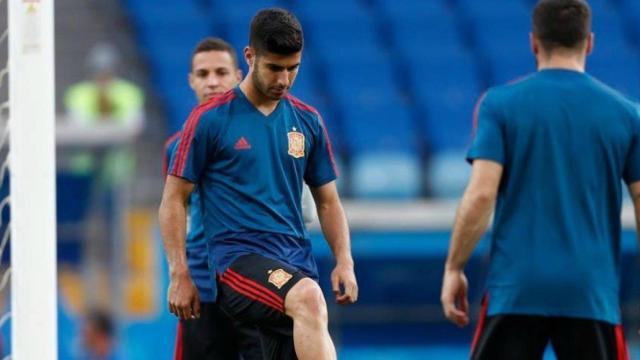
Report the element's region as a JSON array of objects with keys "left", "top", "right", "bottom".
[
  {"left": 168, "top": 270, "right": 201, "bottom": 320},
  {"left": 441, "top": 268, "right": 470, "bottom": 327},
  {"left": 331, "top": 261, "right": 358, "bottom": 305}
]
